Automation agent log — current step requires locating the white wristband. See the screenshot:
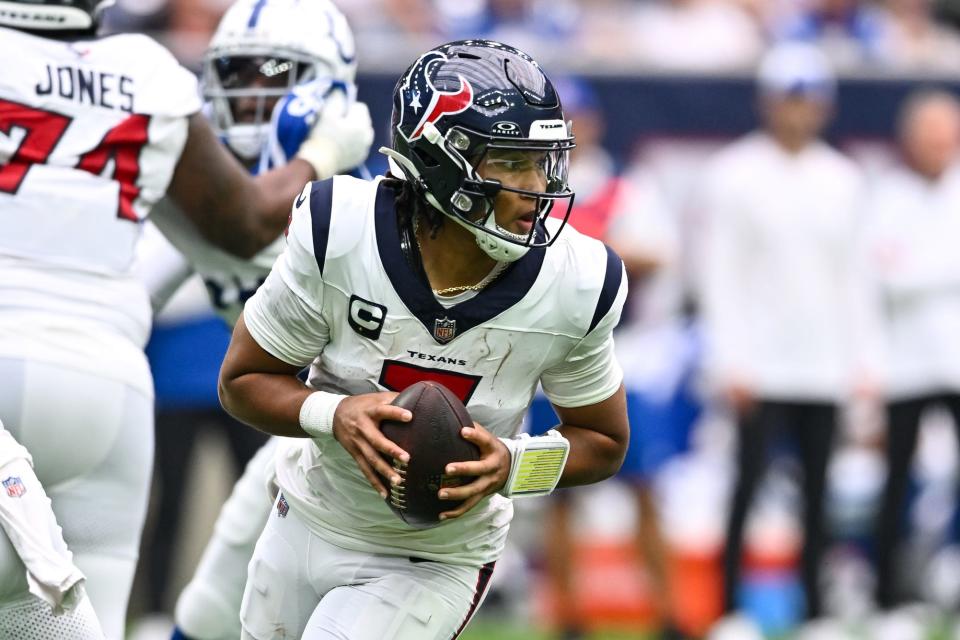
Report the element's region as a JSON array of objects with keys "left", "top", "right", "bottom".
[
  {"left": 298, "top": 391, "right": 347, "bottom": 438},
  {"left": 498, "top": 429, "right": 570, "bottom": 498}
]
